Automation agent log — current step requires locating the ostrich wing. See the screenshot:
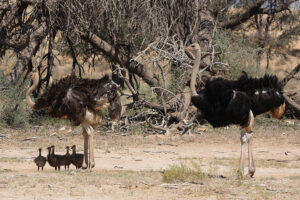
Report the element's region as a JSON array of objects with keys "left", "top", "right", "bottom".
[{"left": 250, "top": 89, "right": 284, "bottom": 116}]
